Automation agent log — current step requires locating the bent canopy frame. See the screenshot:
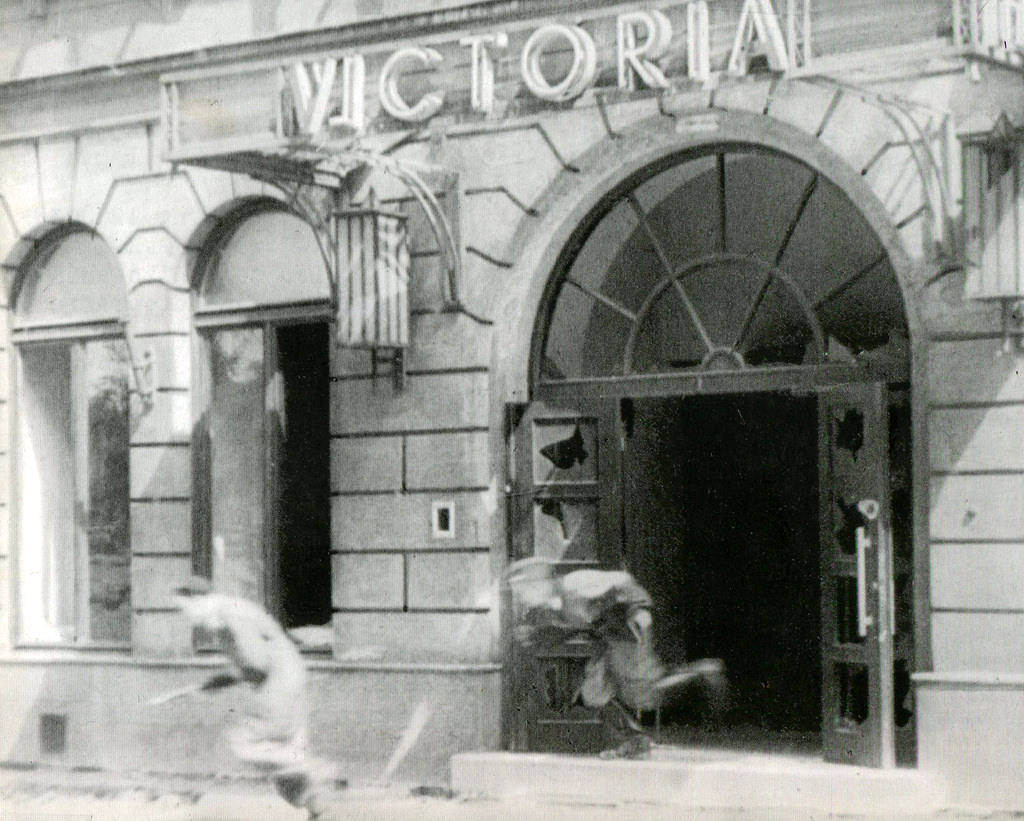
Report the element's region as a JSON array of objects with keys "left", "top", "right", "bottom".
[{"left": 173, "top": 137, "right": 464, "bottom": 311}]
